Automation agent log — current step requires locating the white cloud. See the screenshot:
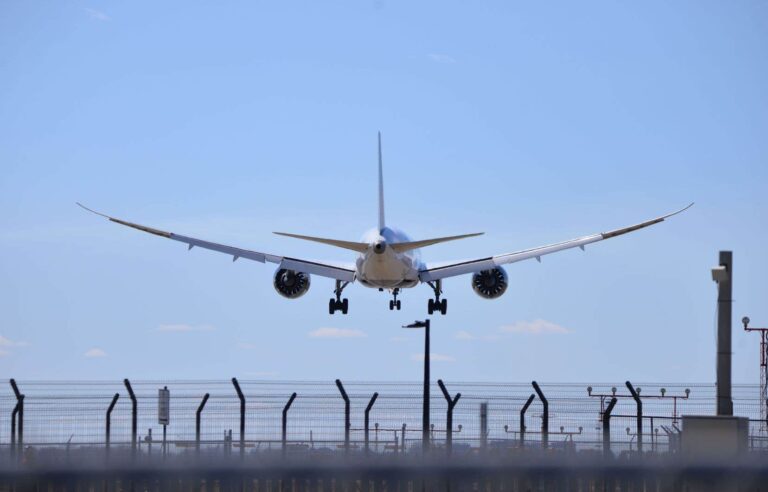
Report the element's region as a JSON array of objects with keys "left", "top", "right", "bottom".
[
  {"left": 157, "top": 324, "right": 215, "bottom": 333},
  {"left": 411, "top": 353, "right": 456, "bottom": 362},
  {"left": 499, "top": 319, "right": 571, "bottom": 335},
  {"left": 308, "top": 327, "right": 367, "bottom": 339},
  {"left": 428, "top": 53, "right": 456, "bottom": 64},
  {"left": 85, "top": 8, "right": 110, "bottom": 21},
  {"left": 0, "top": 336, "right": 28, "bottom": 347},
  {"left": 0, "top": 335, "right": 28, "bottom": 356},
  {"left": 454, "top": 330, "right": 475, "bottom": 340},
  {"left": 84, "top": 347, "right": 107, "bottom": 358}
]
